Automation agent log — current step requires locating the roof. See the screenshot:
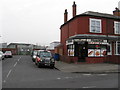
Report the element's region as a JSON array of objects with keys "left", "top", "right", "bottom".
[
  {"left": 60, "top": 11, "right": 120, "bottom": 28},
  {"left": 50, "top": 41, "right": 60, "bottom": 44},
  {"left": 55, "top": 43, "right": 63, "bottom": 48},
  {"left": 67, "top": 34, "right": 120, "bottom": 41},
  {"left": 82, "top": 11, "right": 120, "bottom": 19},
  {"left": 8, "top": 43, "right": 31, "bottom": 46}
]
